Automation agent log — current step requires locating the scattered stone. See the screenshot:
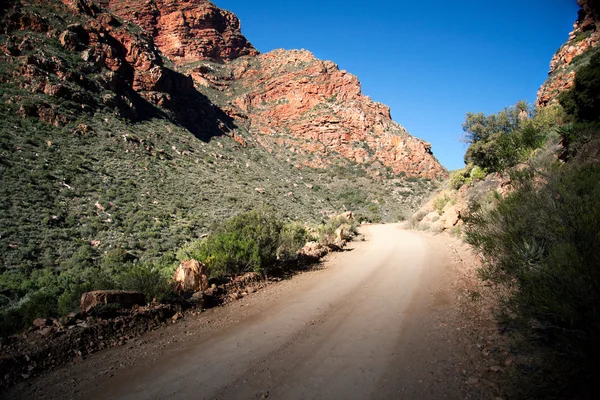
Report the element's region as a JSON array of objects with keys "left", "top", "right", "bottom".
[
  {"left": 298, "top": 241, "right": 329, "bottom": 261},
  {"left": 171, "top": 312, "right": 183, "bottom": 322}
]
